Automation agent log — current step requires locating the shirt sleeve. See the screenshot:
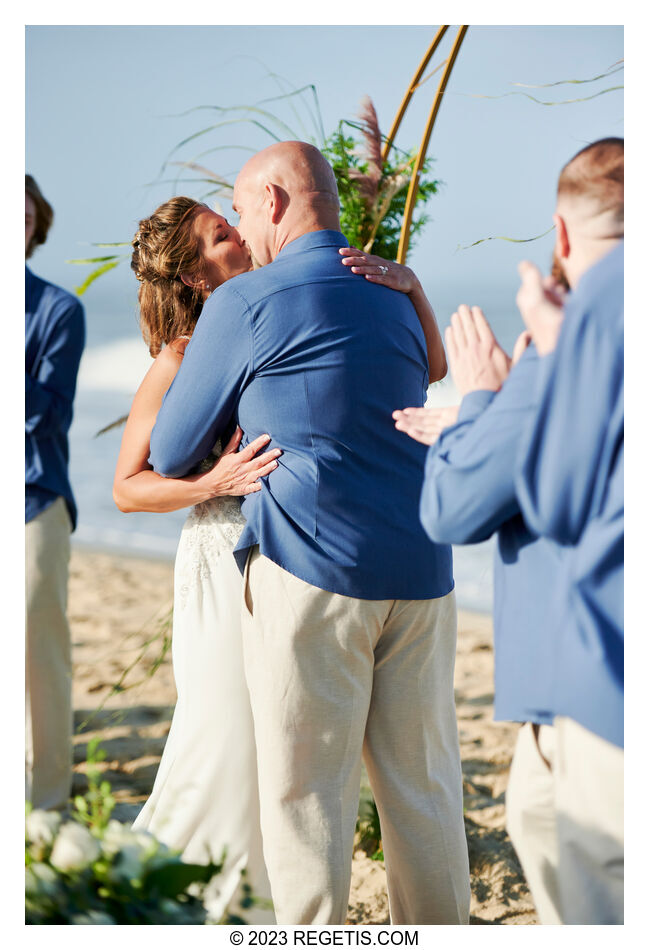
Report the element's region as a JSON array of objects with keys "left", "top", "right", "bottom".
[
  {"left": 149, "top": 283, "right": 254, "bottom": 477},
  {"left": 515, "top": 306, "right": 623, "bottom": 545},
  {"left": 420, "top": 351, "right": 539, "bottom": 545},
  {"left": 25, "top": 296, "right": 85, "bottom": 438}
]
